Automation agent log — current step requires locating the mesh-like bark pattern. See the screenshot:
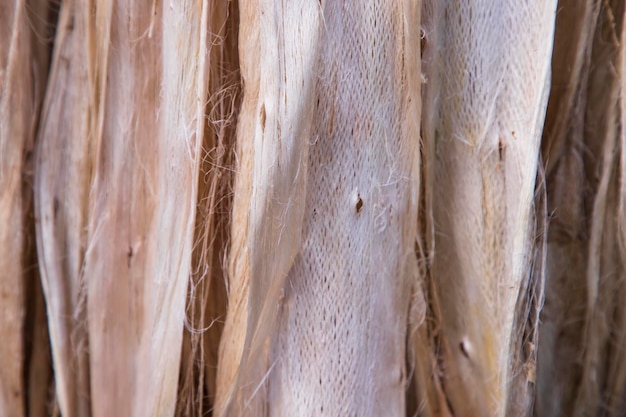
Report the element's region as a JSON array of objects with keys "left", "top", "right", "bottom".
[
  {"left": 270, "top": 1, "right": 421, "bottom": 416},
  {"left": 218, "top": 1, "right": 422, "bottom": 416},
  {"left": 418, "top": 1, "right": 556, "bottom": 415}
]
